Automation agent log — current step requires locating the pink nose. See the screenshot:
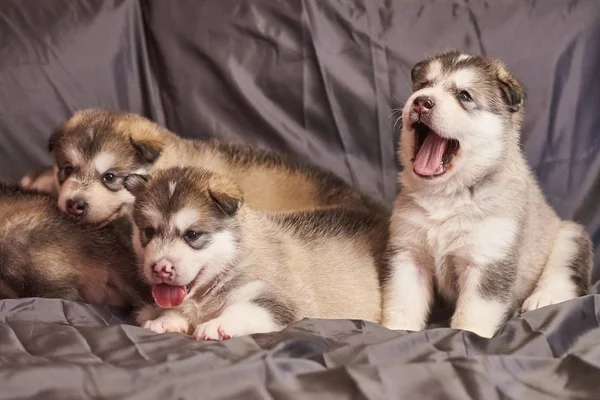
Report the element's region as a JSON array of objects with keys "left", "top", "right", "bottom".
[
  {"left": 411, "top": 95, "right": 435, "bottom": 114},
  {"left": 153, "top": 259, "right": 174, "bottom": 280}
]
